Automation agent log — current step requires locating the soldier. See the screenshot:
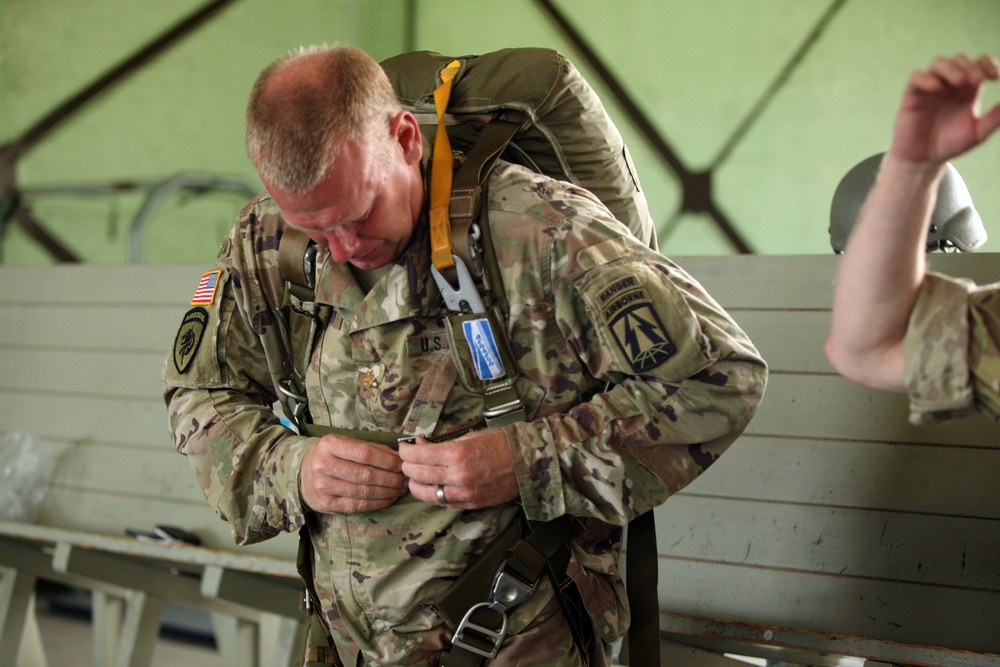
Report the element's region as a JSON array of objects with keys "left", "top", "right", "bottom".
[
  {"left": 826, "top": 53, "right": 1000, "bottom": 424},
  {"left": 163, "top": 45, "right": 767, "bottom": 666}
]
